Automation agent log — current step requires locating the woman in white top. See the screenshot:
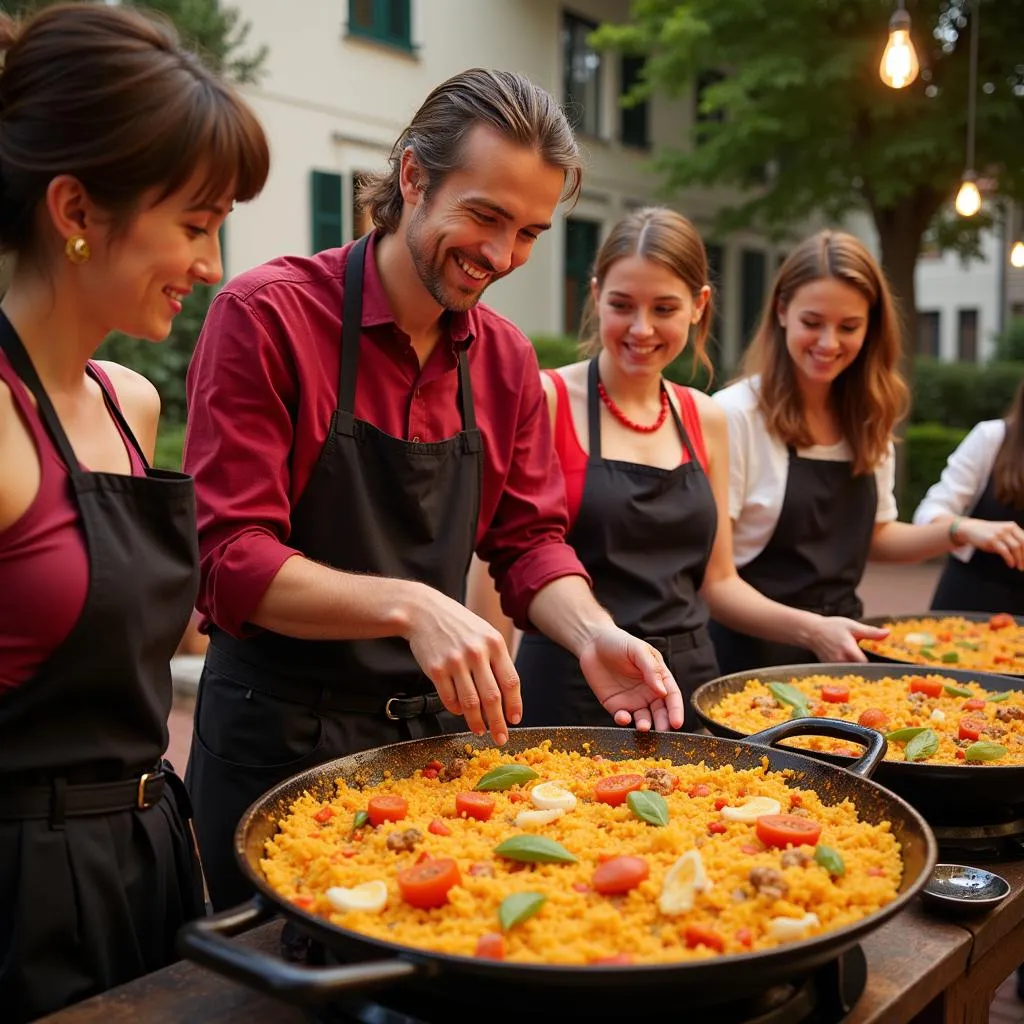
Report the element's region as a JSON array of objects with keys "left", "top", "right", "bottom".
[
  {"left": 913, "top": 378, "right": 1024, "bottom": 614},
  {"left": 710, "top": 230, "right": 1024, "bottom": 675}
]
